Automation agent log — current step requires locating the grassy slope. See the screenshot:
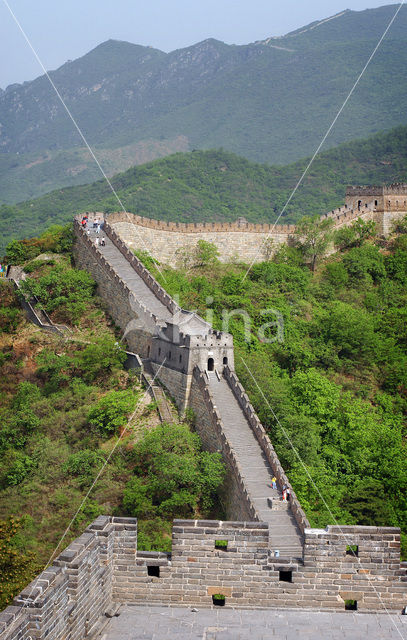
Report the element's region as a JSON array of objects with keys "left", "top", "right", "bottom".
[{"left": 1, "top": 124, "right": 407, "bottom": 255}]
